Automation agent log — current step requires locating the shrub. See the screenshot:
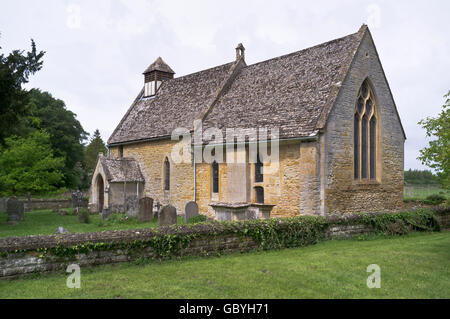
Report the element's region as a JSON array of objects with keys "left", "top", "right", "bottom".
[
  {"left": 360, "top": 209, "right": 440, "bottom": 234},
  {"left": 423, "top": 194, "right": 446, "bottom": 205},
  {"left": 188, "top": 215, "right": 208, "bottom": 224}
]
